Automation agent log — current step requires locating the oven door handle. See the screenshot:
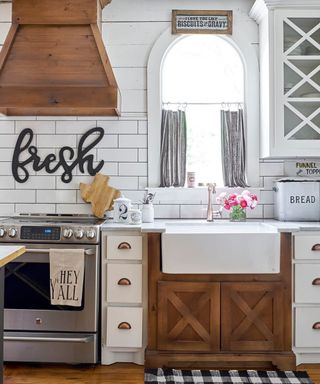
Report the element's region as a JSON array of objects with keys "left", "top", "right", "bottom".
[
  {"left": 4, "top": 335, "right": 94, "bottom": 343},
  {"left": 25, "top": 249, "right": 95, "bottom": 256}
]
